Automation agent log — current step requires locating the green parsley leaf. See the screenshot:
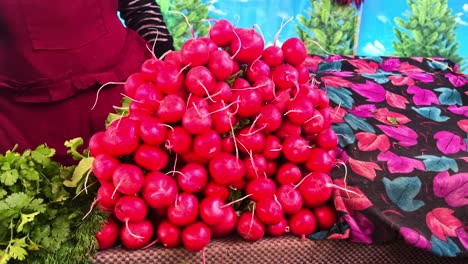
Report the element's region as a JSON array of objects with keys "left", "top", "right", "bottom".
[
  {"left": 30, "top": 145, "right": 55, "bottom": 168},
  {"left": 64, "top": 138, "right": 85, "bottom": 161},
  {"left": 63, "top": 157, "right": 93, "bottom": 188},
  {"left": 1, "top": 170, "right": 19, "bottom": 186},
  {"left": 17, "top": 212, "right": 40, "bottom": 232}
]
